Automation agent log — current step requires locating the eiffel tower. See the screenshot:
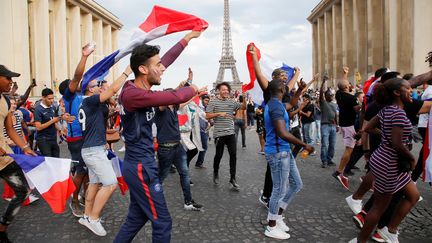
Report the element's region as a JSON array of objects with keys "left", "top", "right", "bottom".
[{"left": 213, "top": 0, "right": 242, "bottom": 93}]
